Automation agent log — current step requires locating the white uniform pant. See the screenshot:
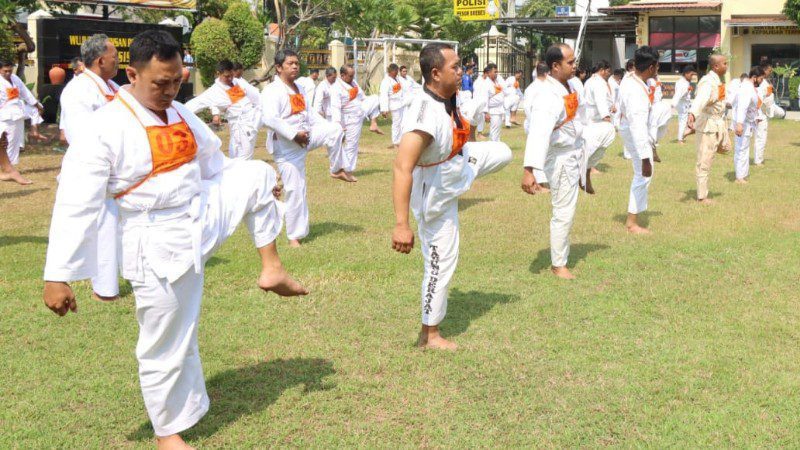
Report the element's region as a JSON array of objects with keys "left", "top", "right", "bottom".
[
  {"left": 649, "top": 101, "right": 672, "bottom": 147},
  {"left": 361, "top": 95, "right": 381, "bottom": 122},
  {"left": 583, "top": 120, "right": 616, "bottom": 169},
  {"left": 228, "top": 120, "right": 258, "bottom": 160},
  {"left": 126, "top": 159, "right": 282, "bottom": 437},
  {"left": 0, "top": 119, "right": 24, "bottom": 165},
  {"left": 93, "top": 199, "right": 120, "bottom": 297},
  {"left": 546, "top": 160, "right": 580, "bottom": 268},
  {"left": 734, "top": 130, "right": 754, "bottom": 180},
  {"left": 754, "top": 119, "right": 767, "bottom": 164},
  {"left": 488, "top": 113, "right": 503, "bottom": 142},
  {"left": 676, "top": 103, "right": 690, "bottom": 141},
  {"left": 416, "top": 142, "right": 512, "bottom": 326},
  {"left": 340, "top": 120, "right": 363, "bottom": 173},
  {"left": 620, "top": 129, "right": 653, "bottom": 214},
  {"left": 277, "top": 122, "right": 342, "bottom": 240},
  {"left": 390, "top": 108, "right": 404, "bottom": 146}
]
